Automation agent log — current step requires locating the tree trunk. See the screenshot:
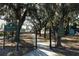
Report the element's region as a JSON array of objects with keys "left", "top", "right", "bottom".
[
  {"left": 51, "top": 23, "right": 56, "bottom": 43},
  {"left": 35, "top": 29, "right": 37, "bottom": 49},
  {"left": 55, "top": 25, "right": 63, "bottom": 48},
  {"left": 3, "top": 31, "right": 5, "bottom": 49},
  {"left": 49, "top": 27, "right": 52, "bottom": 48},
  {"left": 44, "top": 25, "right": 46, "bottom": 38},
  {"left": 65, "top": 20, "right": 69, "bottom": 35},
  {"left": 39, "top": 21, "right": 41, "bottom": 36},
  {"left": 14, "top": 9, "right": 27, "bottom": 51},
  {"left": 39, "top": 30, "right": 41, "bottom": 36},
  {"left": 55, "top": 4, "right": 65, "bottom": 48},
  {"left": 15, "top": 23, "right": 22, "bottom": 51},
  {"left": 55, "top": 19, "right": 64, "bottom": 48},
  {"left": 15, "top": 19, "right": 26, "bottom": 51},
  {"left": 55, "top": 36, "right": 62, "bottom": 47}
]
